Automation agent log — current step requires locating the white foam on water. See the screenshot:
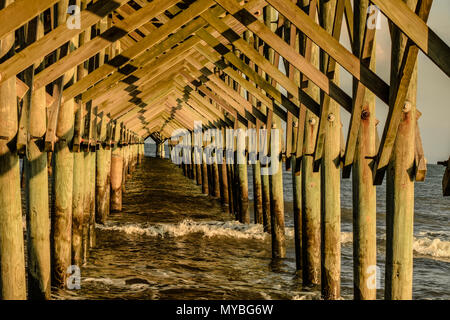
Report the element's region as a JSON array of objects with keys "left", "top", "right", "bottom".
[
  {"left": 97, "top": 219, "right": 269, "bottom": 240},
  {"left": 98, "top": 221, "right": 450, "bottom": 259},
  {"left": 341, "top": 232, "right": 353, "bottom": 244},
  {"left": 413, "top": 235, "right": 450, "bottom": 259},
  {"left": 99, "top": 220, "right": 361, "bottom": 245},
  {"left": 259, "top": 291, "right": 272, "bottom": 300},
  {"left": 83, "top": 277, "right": 126, "bottom": 286}
]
